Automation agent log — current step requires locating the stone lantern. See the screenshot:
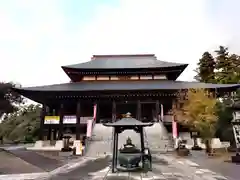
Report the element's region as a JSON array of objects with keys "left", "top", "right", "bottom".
[
  {"left": 61, "top": 128, "right": 72, "bottom": 152},
  {"left": 231, "top": 101, "right": 240, "bottom": 163}
]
